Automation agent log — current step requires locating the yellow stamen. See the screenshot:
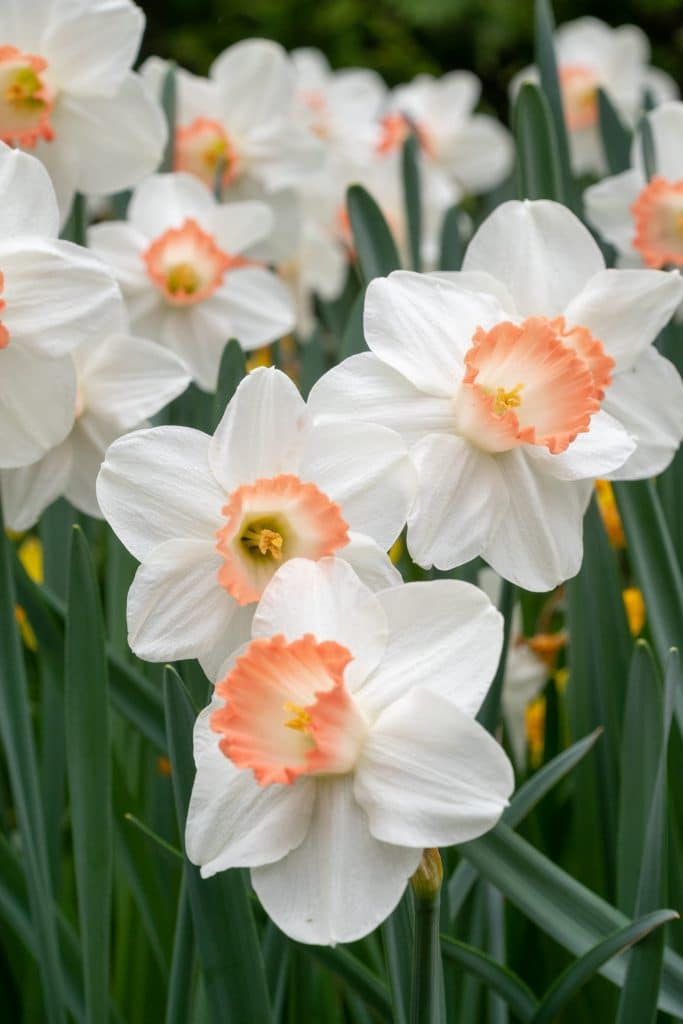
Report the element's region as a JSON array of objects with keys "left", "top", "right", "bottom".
[
  {"left": 242, "top": 527, "right": 284, "bottom": 560},
  {"left": 166, "top": 262, "right": 200, "bottom": 295},
  {"left": 283, "top": 701, "right": 311, "bottom": 732},
  {"left": 6, "top": 67, "right": 43, "bottom": 106},
  {"left": 492, "top": 382, "right": 524, "bottom": 414},
  {"left": 203, "top": 136, "right": 227, "bottom": 170}
]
